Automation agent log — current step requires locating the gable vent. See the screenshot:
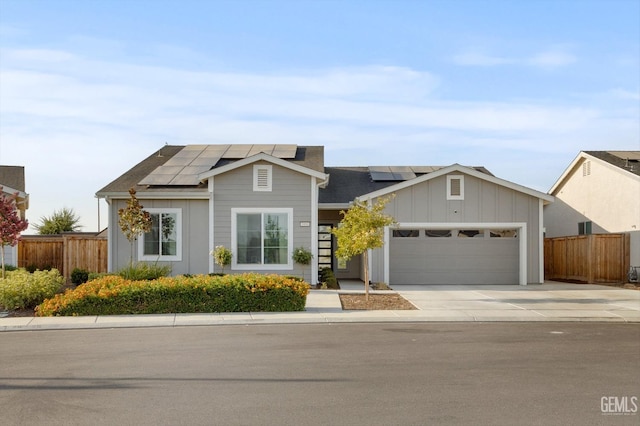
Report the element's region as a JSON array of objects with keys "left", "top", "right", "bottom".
[
  {"left": 254, "top": 165, "right": 272, "bottom": 191},
  {"left": 447, "top": 175, "right": 464, "bottom": 200},
  {"left": 450, "top": 178, "right": 461, "bottom": 196},
  {"left": 582, "top": 161, "right": 591, "bottom": 177}
]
